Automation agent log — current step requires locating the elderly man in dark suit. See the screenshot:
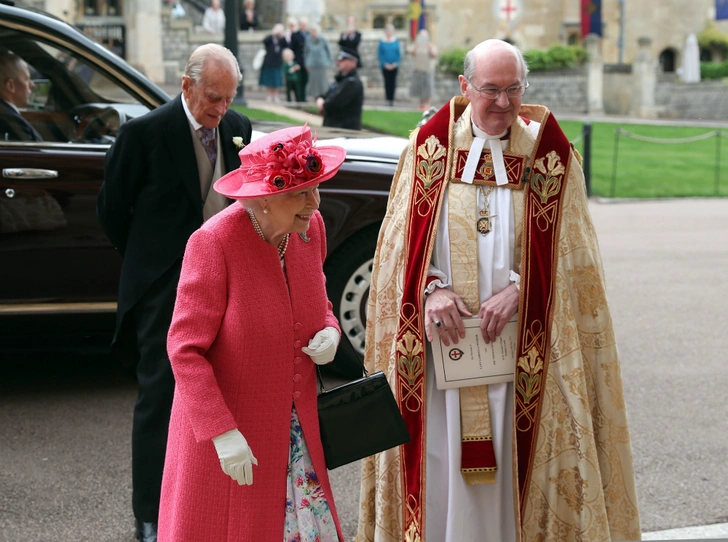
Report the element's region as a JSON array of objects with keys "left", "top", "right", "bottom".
[
  {"left": 97, "top": 43, "right": 252, "bottom": 542},
  {"left": 0, "top": 50, "right": 42, "bottom": 141}
]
